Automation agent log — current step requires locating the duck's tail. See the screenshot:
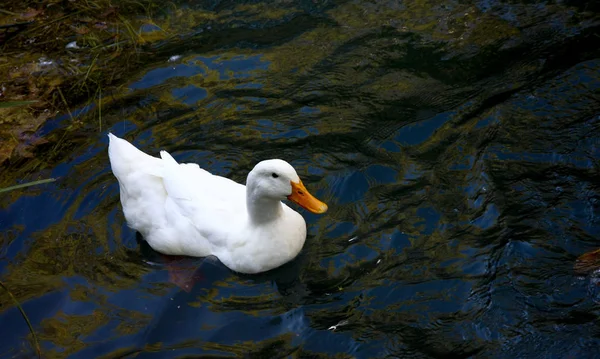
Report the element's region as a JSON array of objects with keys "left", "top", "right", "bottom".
[{"left": 108, "top": 133, "right": 162, "bottom": 179}]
